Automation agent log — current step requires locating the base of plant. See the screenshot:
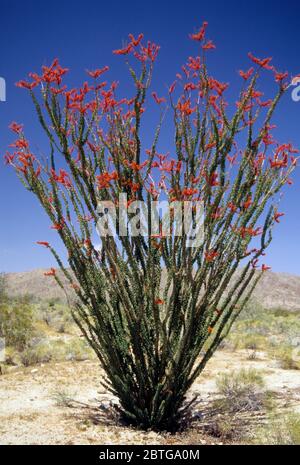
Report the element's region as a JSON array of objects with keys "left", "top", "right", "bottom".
[{"left": 114, "top": 397, "right": 200, "bottom": 433}]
